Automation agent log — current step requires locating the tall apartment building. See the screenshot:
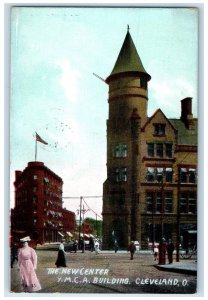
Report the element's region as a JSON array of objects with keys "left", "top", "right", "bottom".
[
  {"left": 102, "top": 30, "right": 197, "bottom": 250},
  {"left": 11, "top": 161, "right": 76, "bottom": 244}
]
